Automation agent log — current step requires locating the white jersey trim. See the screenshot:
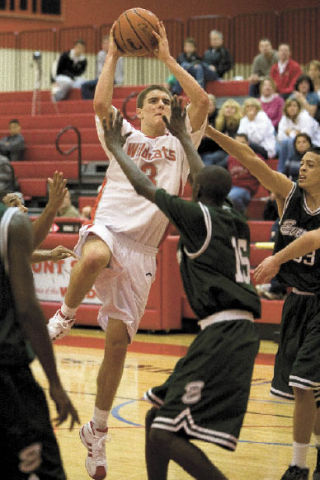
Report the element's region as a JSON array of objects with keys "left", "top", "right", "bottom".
[
  {"left": 183, "top": 203, "right": 212, "bottom": 260},
  {"left": 0, "top": 207, "right": 19, "bottom": 275},
  {"left": 279, "top": 182, "right": 296, "bottom": 224}
]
